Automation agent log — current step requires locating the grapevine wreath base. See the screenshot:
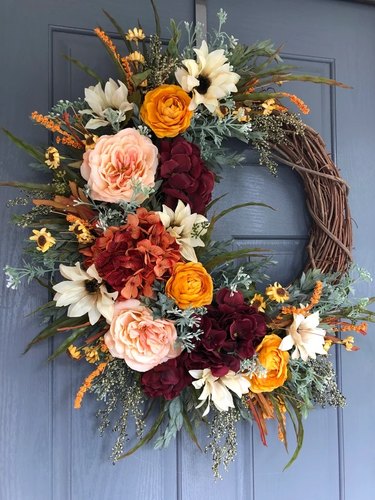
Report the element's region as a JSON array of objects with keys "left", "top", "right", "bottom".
[
  {"left": 271, "top": 125, "right": 352, "bottom": 275},
  {"left": 1, "top": 5, "right": 373, "bottom": 478}
]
